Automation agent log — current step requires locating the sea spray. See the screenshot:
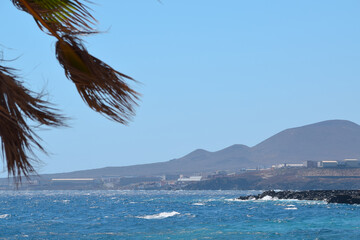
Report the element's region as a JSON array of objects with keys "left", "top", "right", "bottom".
[{"left": 136, "top": 211, "right": 180, "bottom": 220}]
